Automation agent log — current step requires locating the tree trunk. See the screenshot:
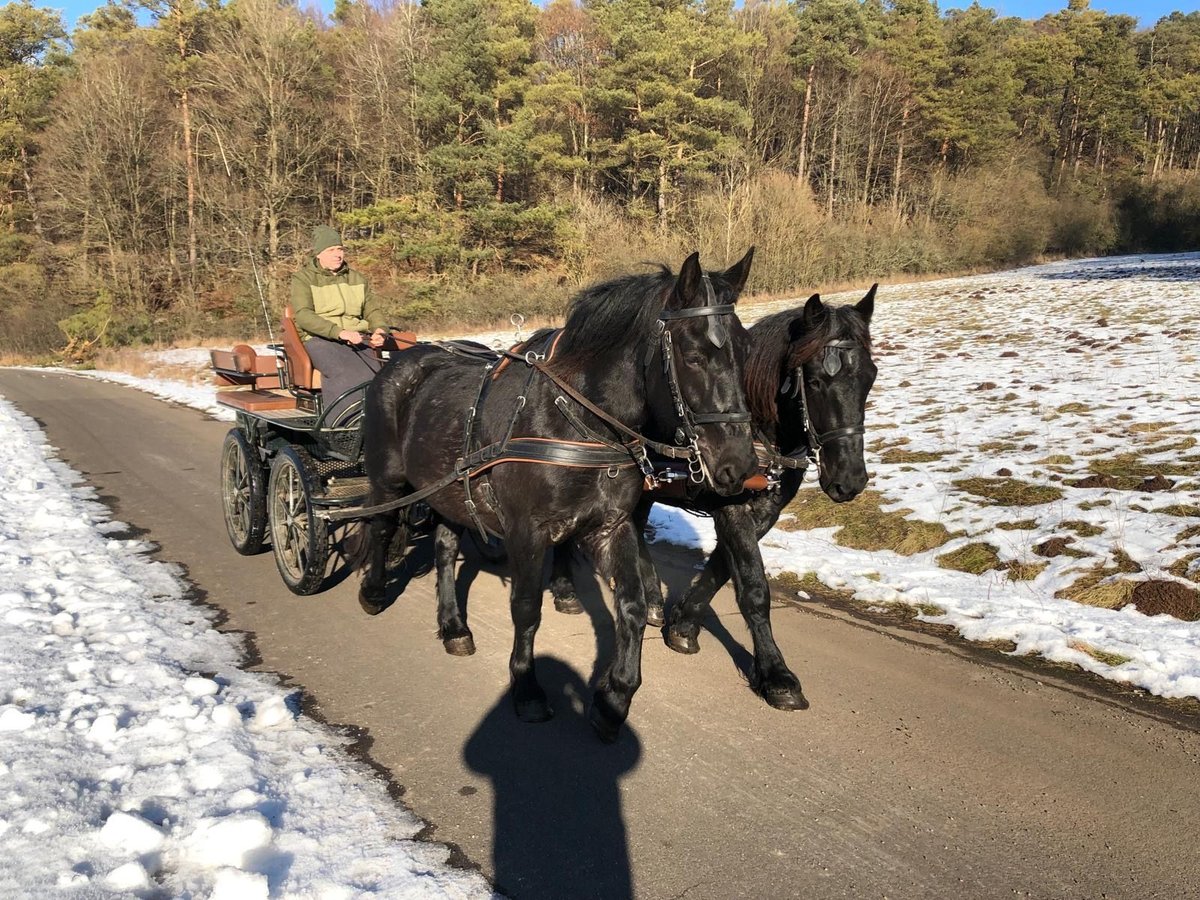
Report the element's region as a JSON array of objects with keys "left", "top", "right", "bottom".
[
  {"left": 827, "top": 110, "right": 839, "bottom": 219},
  {"left": 797, "top": 63, "right": 814, "bottom": 182},
  {"left": 19, "top": 146, "right": 42, "bottom": 237},
  {"left": 893, "top": 102, "right": 908, "bottom": 219}
]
